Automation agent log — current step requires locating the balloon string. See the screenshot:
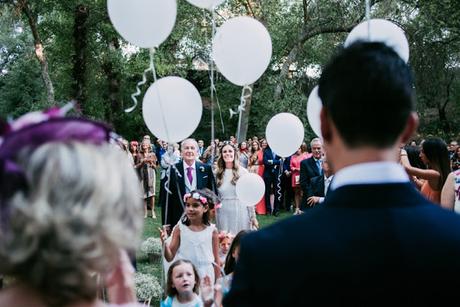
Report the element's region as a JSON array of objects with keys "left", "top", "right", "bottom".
[
  {"left": 210, "top": 9, "right": 216, "bottom": 164},
  {"left": 276, "top": 157, "right": 283, "bottom": 203},
  {"left": 125, "top": 60, "right": 153, "bottom": 113},
  {"left": 365, "top": 0, "right": 371, "bottom": 40},
  {"left": 125, "top": 47, "right": 160, "bottom": 113},
  {"left": 233, "top": 85, "right": 252, "bottom": 142},
  {"left": 148, "top": 47, "right": 173, "bottom": 144},
  {"left": 205, "top": 9, "right": 225, "bottom": 162}
]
